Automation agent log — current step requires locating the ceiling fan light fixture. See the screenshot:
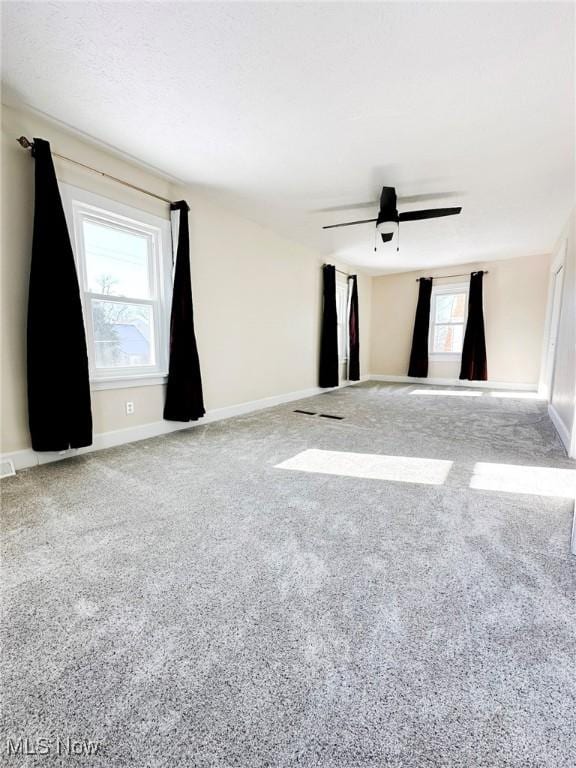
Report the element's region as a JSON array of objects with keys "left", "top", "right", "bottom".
[{"left": 376, "top": 220, "right": 397, "bottom": 243}]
